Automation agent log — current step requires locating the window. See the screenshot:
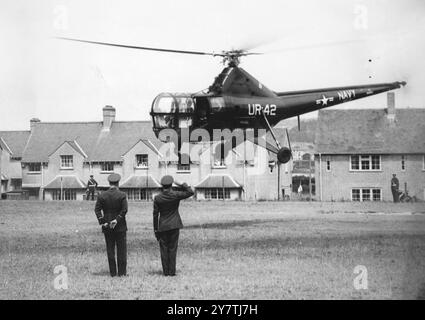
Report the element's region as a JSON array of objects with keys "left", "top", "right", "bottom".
[
  {"left": 352, "top": 188, "right": 381, "bottom": 201},
  {"left": 125, "top": 189, "right": 152, "bottom": 201},
  {"left": 10, "top": 179, "right": 22, "bottom": 191},
  {"left": 28, "top": 163, "right": 41, "bottom": 172},
  {"left": 401, "top": 155, "right": 406, "bottom": 171},
  {"left": 101, "top": 162, "right": 114, "bottom": 172},
  {"left": 52, "top": 189, "right": 76, "bottom": 200},
  {"left": 326, "top": 156, "right": 331, "bottom": 171},
  {"left": 371, "top": 155, "right": 380, "bottom": 170},
  {"left": 204, "top": 188, "right": 231, "bottom": 199},
  {"left": 372, "top": 189, "right": 381, "bottom": 201},
  {"left": 350, "top": 155, "right": 381, "bottom": 171},
  {"left": 177, "top": 163, "right": 191, "bottom": 171},
  {"left": 352, "top": 189, "right": 360, "bottom": 201},
  {"left": 177, "top": 153, "right": 190, "bottom": 171},
  {"left": 213, "top": 141, "right": 226, "bottom": 167},
  {"left": 136, "top": 154, "right": 148, "bottom": 168},
  {"left": 60, "top": 155, "right": 73, "bottom": 169},
  {"left": 362, "top": 189, "right": 371, "bottom": 201},
  {"left": 351, "top": 155, "right": 360, "bottom": 170}
]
